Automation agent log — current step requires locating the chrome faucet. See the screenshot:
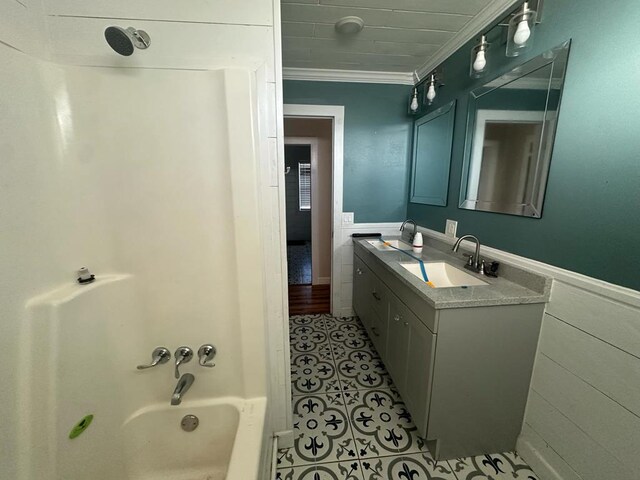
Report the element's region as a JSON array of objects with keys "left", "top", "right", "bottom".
[
  {"left": 171, "top": 373, "right": 195, "bottom": 406},
  {"left": 452, "top": 235, "right": 484, "bottom": 273},
  {"left": 400, "top": 219, "right": 417, "bottom": 242}
]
